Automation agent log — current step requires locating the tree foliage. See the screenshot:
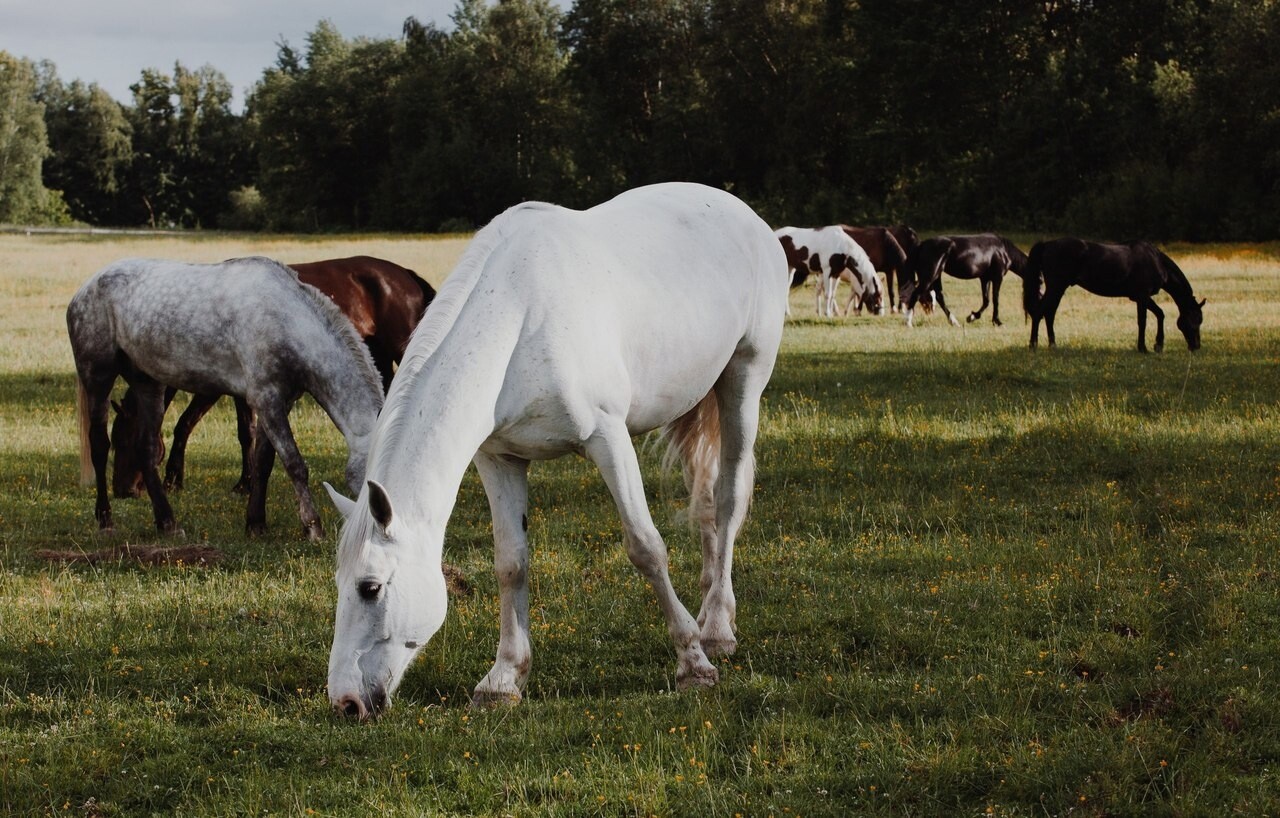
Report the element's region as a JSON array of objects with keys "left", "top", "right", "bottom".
[{"left": 14, "top": 0, "right": 1280, "bottom": 238}]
